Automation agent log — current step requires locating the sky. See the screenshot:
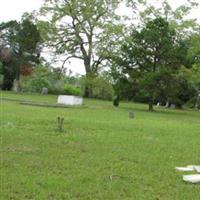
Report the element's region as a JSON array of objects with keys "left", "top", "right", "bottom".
[{"left": 0, "top": 0, "right": 199, "bottom": 75}]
